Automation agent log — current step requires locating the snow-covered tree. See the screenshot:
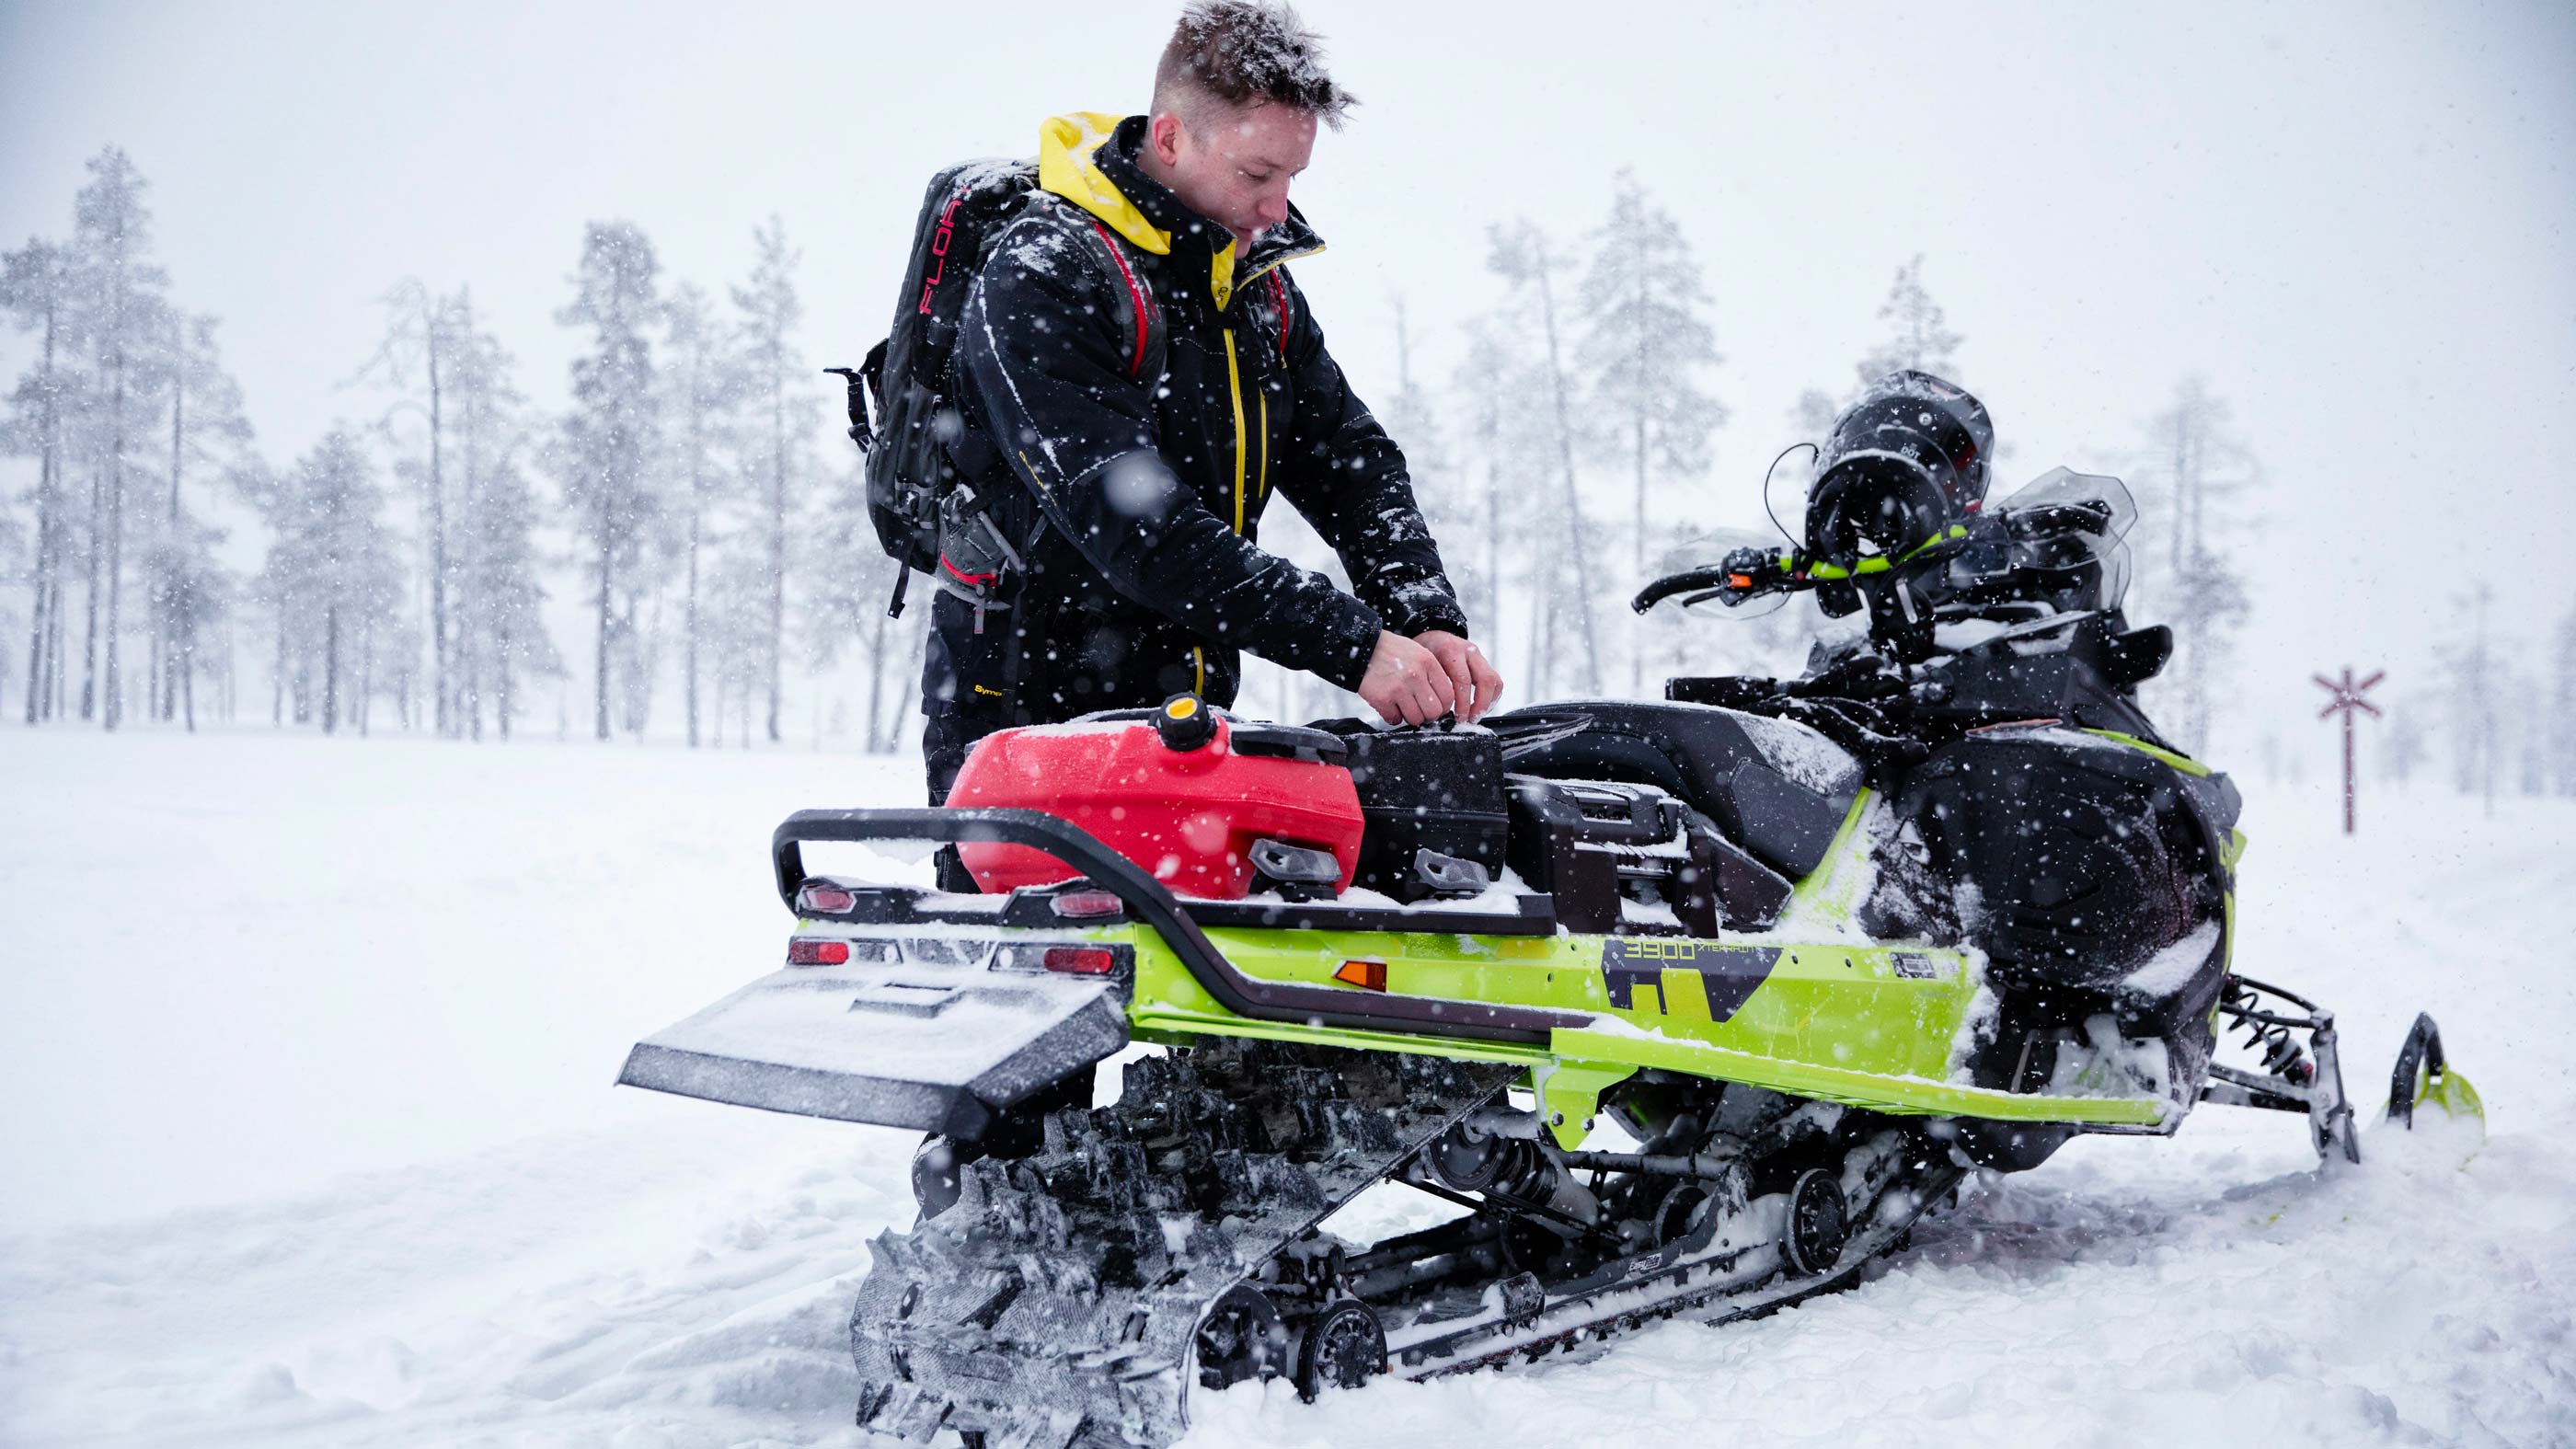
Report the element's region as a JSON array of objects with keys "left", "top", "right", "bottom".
[
  {"left": 2133, "top": 378, "right": 2260, "bottom": 755},
  {"left": 443, "top": 292, "right": 553, "bottom": 740},
  {"left": 258, "top": 429, "right": 401, "bottom": 735},
  {"left": 68, "top": 147, "right": 174, "bottom": 730},
  {"left": 1856, "top": 255, "right": 1964, "bottom": 385},
  {"left": 658, "top": 281, "right": 744, "bottom": 748},
  {"left": 553, "top": 221, "right": 663, "bottom": 742},
  {"left": 731, "top": 214, "right": 818, "bottom": 745},
  {"left": 352, "top": 279, "right": 470, "bottom": 734},
  {"left": 146, "top": 310, "right": 249, "bottom": 729},
  {"left": 1488, "top": 219, "right": 1603, "bottom": 695},
  {"left": 1575, "top": 168, "right": 1727, "bottom": 693},
  {"left": 1793, "top": 255, "right": 1970, "bottom": 444},
  {"left": 2, "top": 237, "right": 82, "bottom": 725}
]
